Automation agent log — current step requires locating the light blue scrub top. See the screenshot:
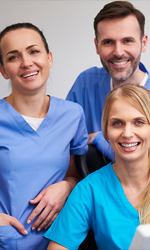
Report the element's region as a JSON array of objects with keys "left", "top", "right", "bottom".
[
  {"left": 44, "top": 163, "right": 139, "bottom": 250},
  {"left": 0, "top": 96, "right": 88, "bottom": 250}
]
